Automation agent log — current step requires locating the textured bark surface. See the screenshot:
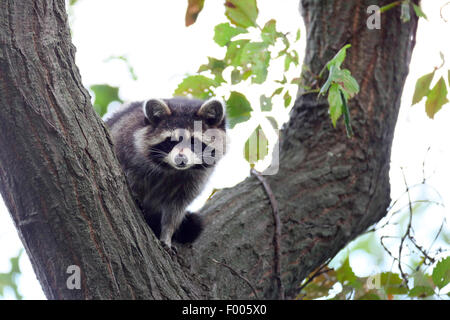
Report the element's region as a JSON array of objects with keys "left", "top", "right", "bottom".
[
  {"left": 0, "top": 0, "right": 202, "bottom": 299},
  {"left": 0, "top": 0, "right": 418, "bottom": 299},
  {"left": 181, "top": 0, "right": 419, "bottom": 299}
]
